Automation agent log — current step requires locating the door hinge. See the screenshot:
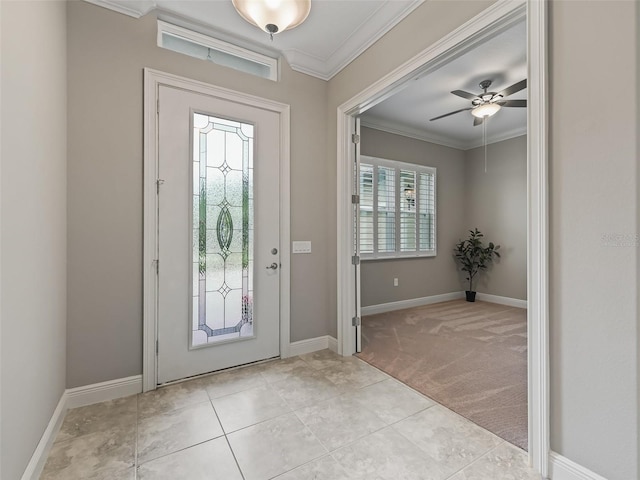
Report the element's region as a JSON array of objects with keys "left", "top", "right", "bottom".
[
  {"left": 351, "top": 194, "right": 360, "bottom": 204},
  {"left": 157, "top": 98, "right": 160, "bottom": 115},
  {"left": 156, "top": 179, "right": 165, "bottom": 194},
  {"left": 352, "top": 133, "right": 360, "bottom": 144},
  {"left": 351, "top": 255, "right": 360, "bottom": 265},
  {"left": 352, "top": 316, "right": 361, "bottom": 327},
  {"left": 153, "top": 259, "right": 159, "bottom": 274},
  {"left": 156, "top": 340, "right": 159, "bottom": 355}
]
